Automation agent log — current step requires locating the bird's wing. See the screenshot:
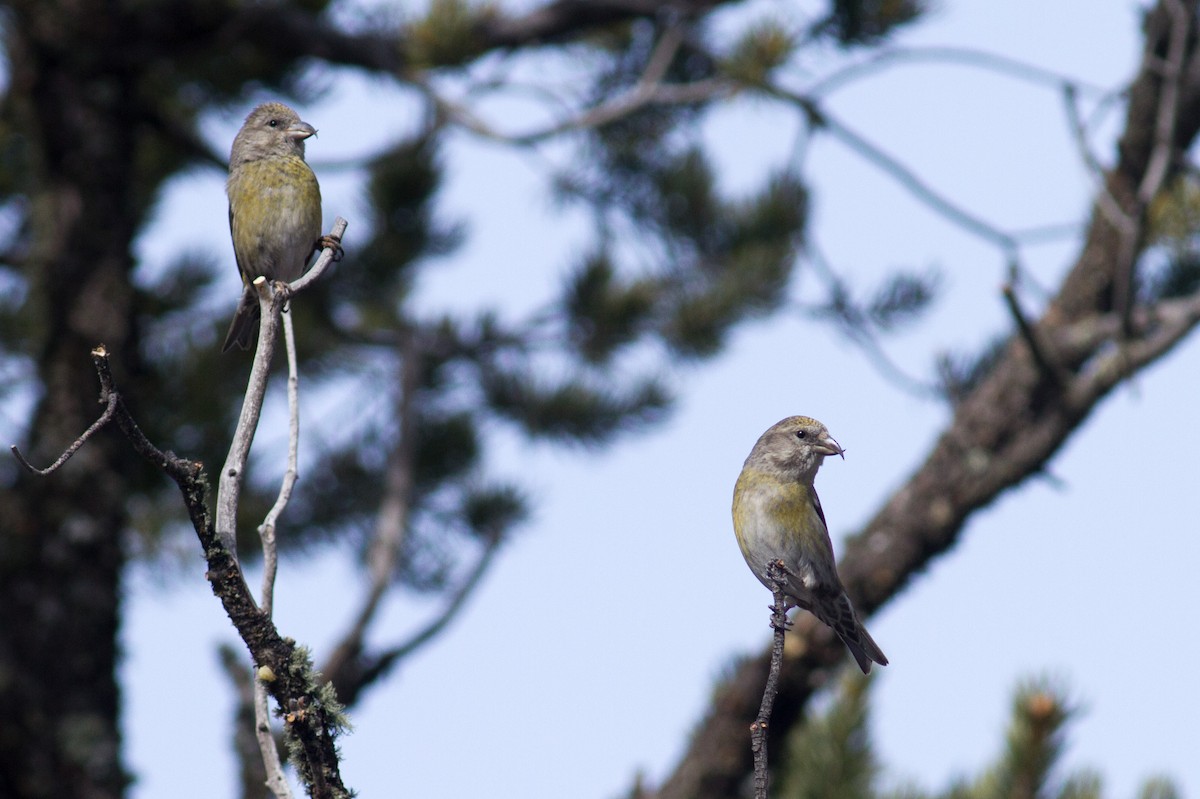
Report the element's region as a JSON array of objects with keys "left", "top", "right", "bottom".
[{"left": 808, "top": 485, "right": 838, "bottom": 567}]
